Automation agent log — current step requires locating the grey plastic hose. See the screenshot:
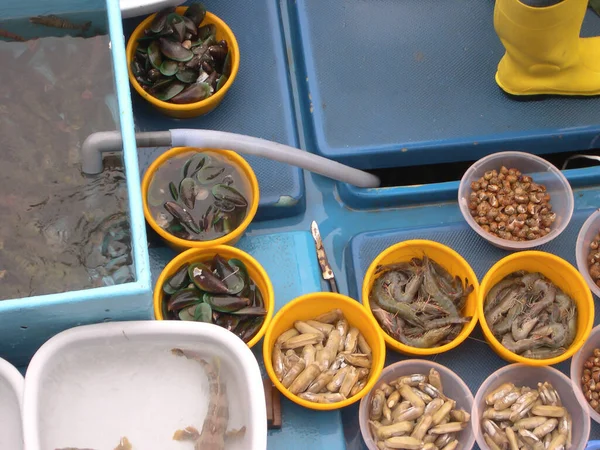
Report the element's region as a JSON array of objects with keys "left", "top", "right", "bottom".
[
  {"left": 81, "top": 129, "right": 381, "bottom": 188},
  {"left": 81, "top": 130, "right": 171, "bottom": 175},
  {"left": 169, "top": 129, "right": 380, "bottom": 188}
]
